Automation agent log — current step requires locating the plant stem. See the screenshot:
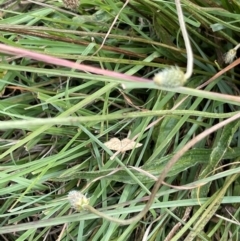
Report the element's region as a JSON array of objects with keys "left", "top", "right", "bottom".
[{"left": 175, "top": 0, "right": 193, "bottom": 80}]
